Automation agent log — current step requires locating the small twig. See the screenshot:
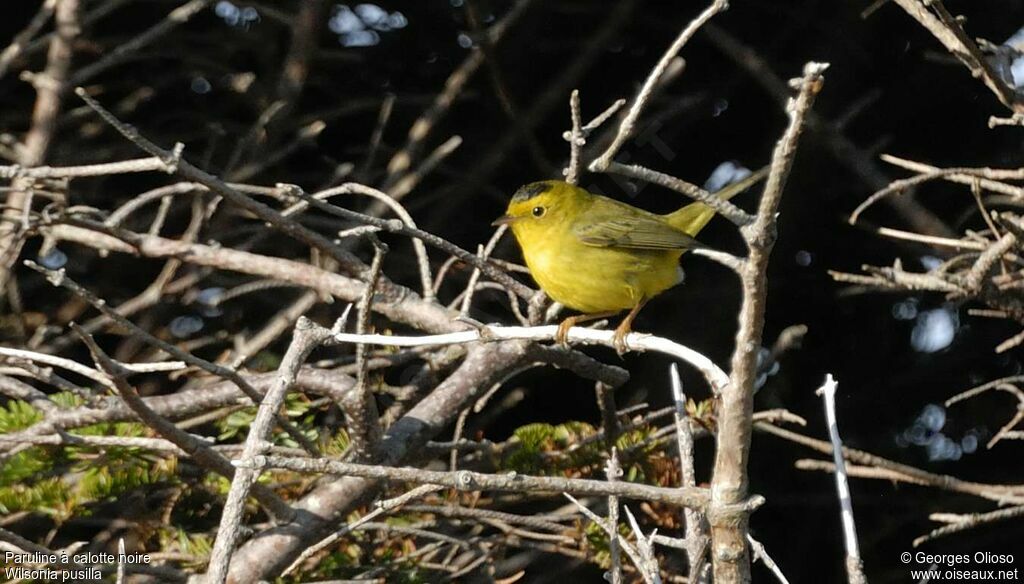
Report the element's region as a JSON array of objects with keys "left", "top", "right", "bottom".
[
  {"left": 460, "top": 226, "right": 509, "bottom": 315},
  {"left": 816, "top": 374, "right": 867, "bottom": 584},
  {"left": 601, "top": 161, "right": 755, "bottom": 227},
  {"left": 747, "top": 534, "right": 790, "bottom": 584},
  {"left": 0, "top": 157, "right": 175, "bottom": 180},
  {"left": 283, "top": 483, "right": 442, "bottom": 577},
  {"left": 773, "top": 424, "right": 1024, "bottom": 505},
  {"left": 624, "top": 505, "right": 663, "bottom": 584},
  {"left": 962, "top": 230, "right": 1017, "bottom": 292},
  {"left": 670, "top": 364, "right": 707, "bottom": 581},
  {"left": 914, "top": 505, "right": 1024, "bottom": 547},
  {"left": 605, "top": 449, "right": 623, "bottom": 584},
  {"left": 880, "top": 155, "right": 1024, "bottom": 198},
  {"left": 0, "top": 346, "right": 183, "bottom": 389},
  {"left": 563, "top": 493, "right": 647, "bottom": 578},
  {"left": 564, "top": 90, "right": 584, "bottom": 185},
  {"left": 582, "top": 99, "right": 627, "bottom": 134},
  {"left": 590, "top": 0, "right": 729, "bottom": 171}
]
